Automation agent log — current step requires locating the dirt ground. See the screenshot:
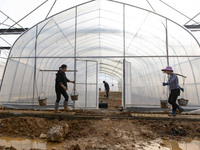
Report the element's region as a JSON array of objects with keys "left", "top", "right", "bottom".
[
  {"left": 0, "top": 92, "right": 200, "bottom": 150},
  {"left": 0, "top": 116, "right": 200, "bottom": 150},
  {"left": 99, "top": 91, "right": 122, "bottom": 110}
]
